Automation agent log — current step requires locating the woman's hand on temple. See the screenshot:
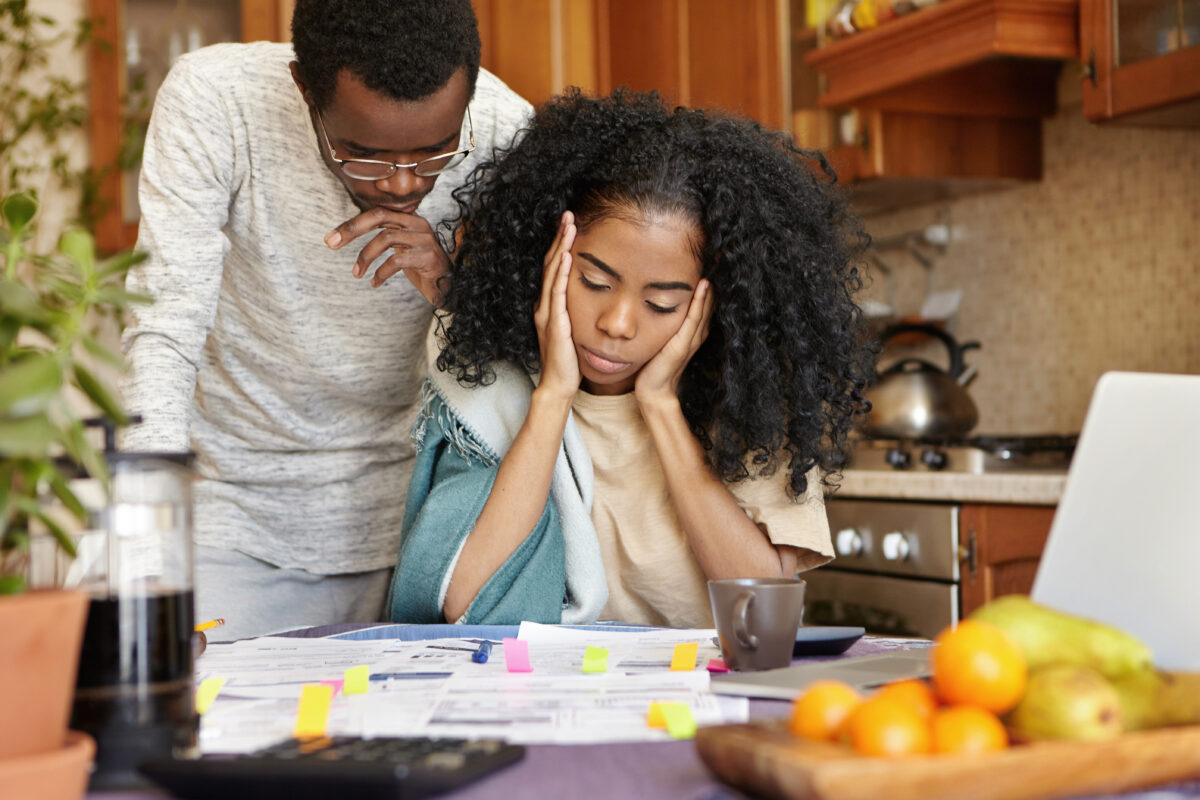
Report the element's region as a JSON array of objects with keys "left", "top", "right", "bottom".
[
  {"left": 635, "top": 279, "right": 714, "bottom": 408},
  {"left": 533, "top": 212, "right": 581, "bottom": 401}
]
